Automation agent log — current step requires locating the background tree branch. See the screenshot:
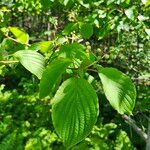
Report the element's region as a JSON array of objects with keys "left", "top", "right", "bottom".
[{"left": 122, "top": 115, "right": 147, "bottom": 142}]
